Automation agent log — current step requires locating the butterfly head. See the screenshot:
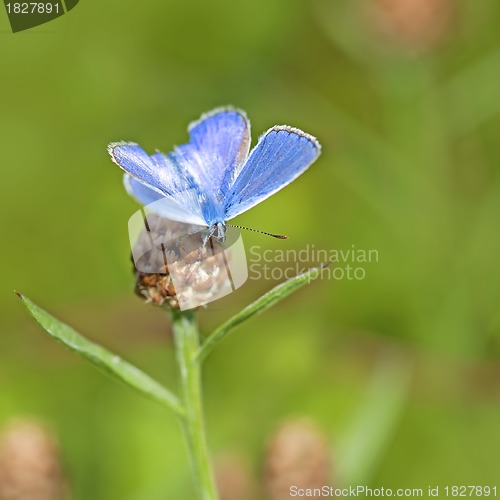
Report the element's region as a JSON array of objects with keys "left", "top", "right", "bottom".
[{"left": 210, "top": 222, "right": 226, "bottom": 242}]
